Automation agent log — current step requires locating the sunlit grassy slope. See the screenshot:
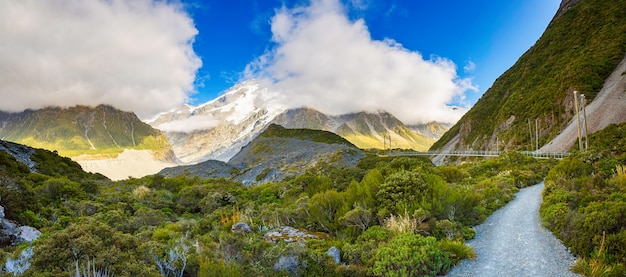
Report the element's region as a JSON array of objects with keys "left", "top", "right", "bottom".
[{"left": 0, "top": 105, "right": 172, "bottom": 158}]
